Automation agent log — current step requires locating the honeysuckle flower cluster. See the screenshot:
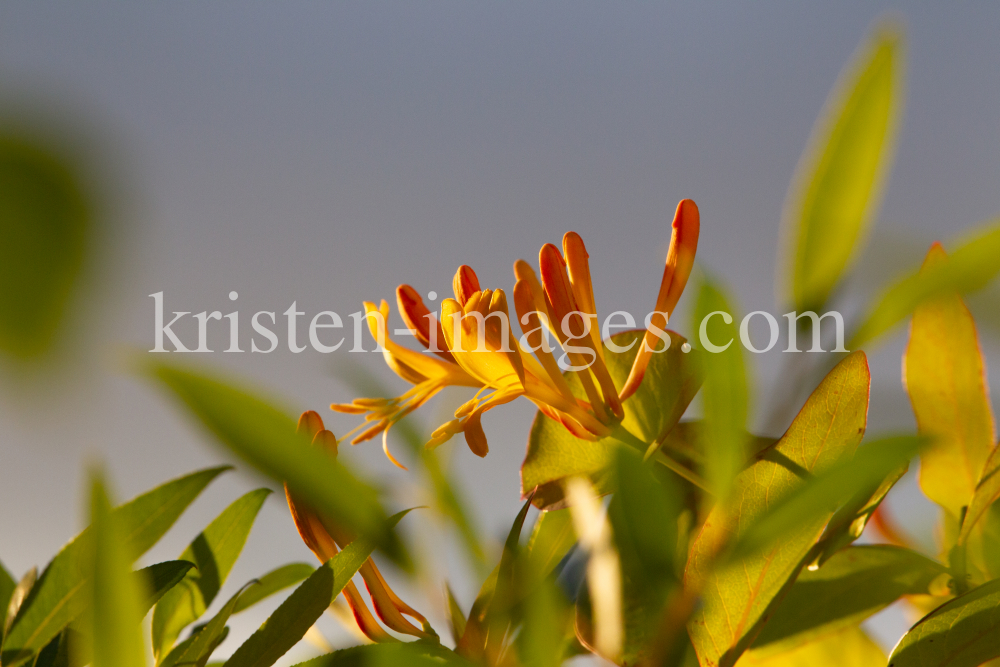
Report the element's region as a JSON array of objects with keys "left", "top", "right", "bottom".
[{"left": 330, "top": 199, "right": 700, "bottom": 467}]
